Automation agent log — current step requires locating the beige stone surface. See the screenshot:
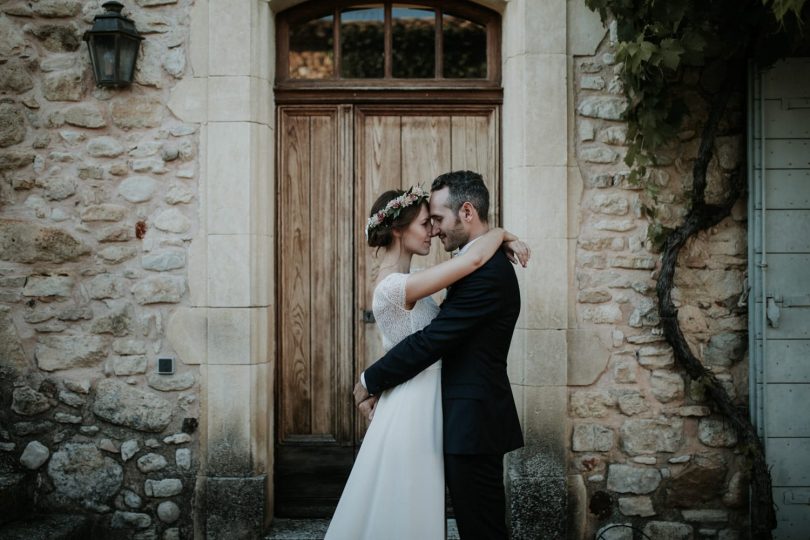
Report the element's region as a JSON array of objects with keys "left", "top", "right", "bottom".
[
  {"left": 504, "top": 166, "right": 567, "bottom": 240},
  {"left": 524, "top": 0, "right": 566, "bottom": 55},
  {"left": 167, "top": 77, "right": 207, "bottom": 123},
  {"left": 206, "top": 306, "right": 271, "bottom": 365},
  {"left": 523, "top": 385, "right": 567, "bottom": 448},
  {"left": 567, "top": 328, "right": 612, "bottom": 386},
  {"left": 209, "top": 0, "right": 253, "bottom": 76},
  {"left": 521, "top": 238, "right": 568, "bottom": 329},
  {"left": 204, "top": 363, "right": 252, "bottom": 472},
  {"left": 566, "top": 0, "right": 607, "bottom": 56},
  {"left": 205, "top": 122, "right": 273, "bottom": 236},
  {"left": 505, "top": 53, "right": 568, "bottom": 167},
  {"left": 525, "top": 329, "right": 567, "bottom": 387},
  {"left": 249, "top": 361, "right": 272, "bottom": 474},
  {"left": 206, "top": 234, "right": 271, "bottom": 307},
  {"left": 167, "top": 307, "right": 207, "bottom": 365},
  {"left": 189, "top": 0, "right": 209, "bottom": 77}
]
